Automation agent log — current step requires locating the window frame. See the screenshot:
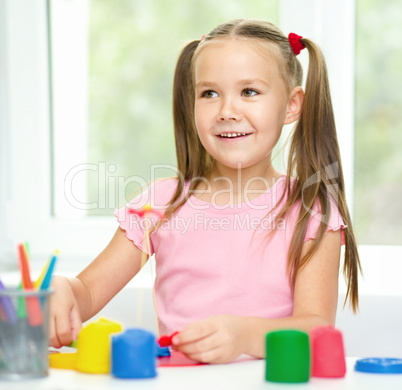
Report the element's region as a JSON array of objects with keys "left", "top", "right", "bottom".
[
  {"left": 0, "top": 0, "right": 116, "bottom": 269},
  {"left": 1, "top": 0, "right": 401, "bottom": 274}
]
